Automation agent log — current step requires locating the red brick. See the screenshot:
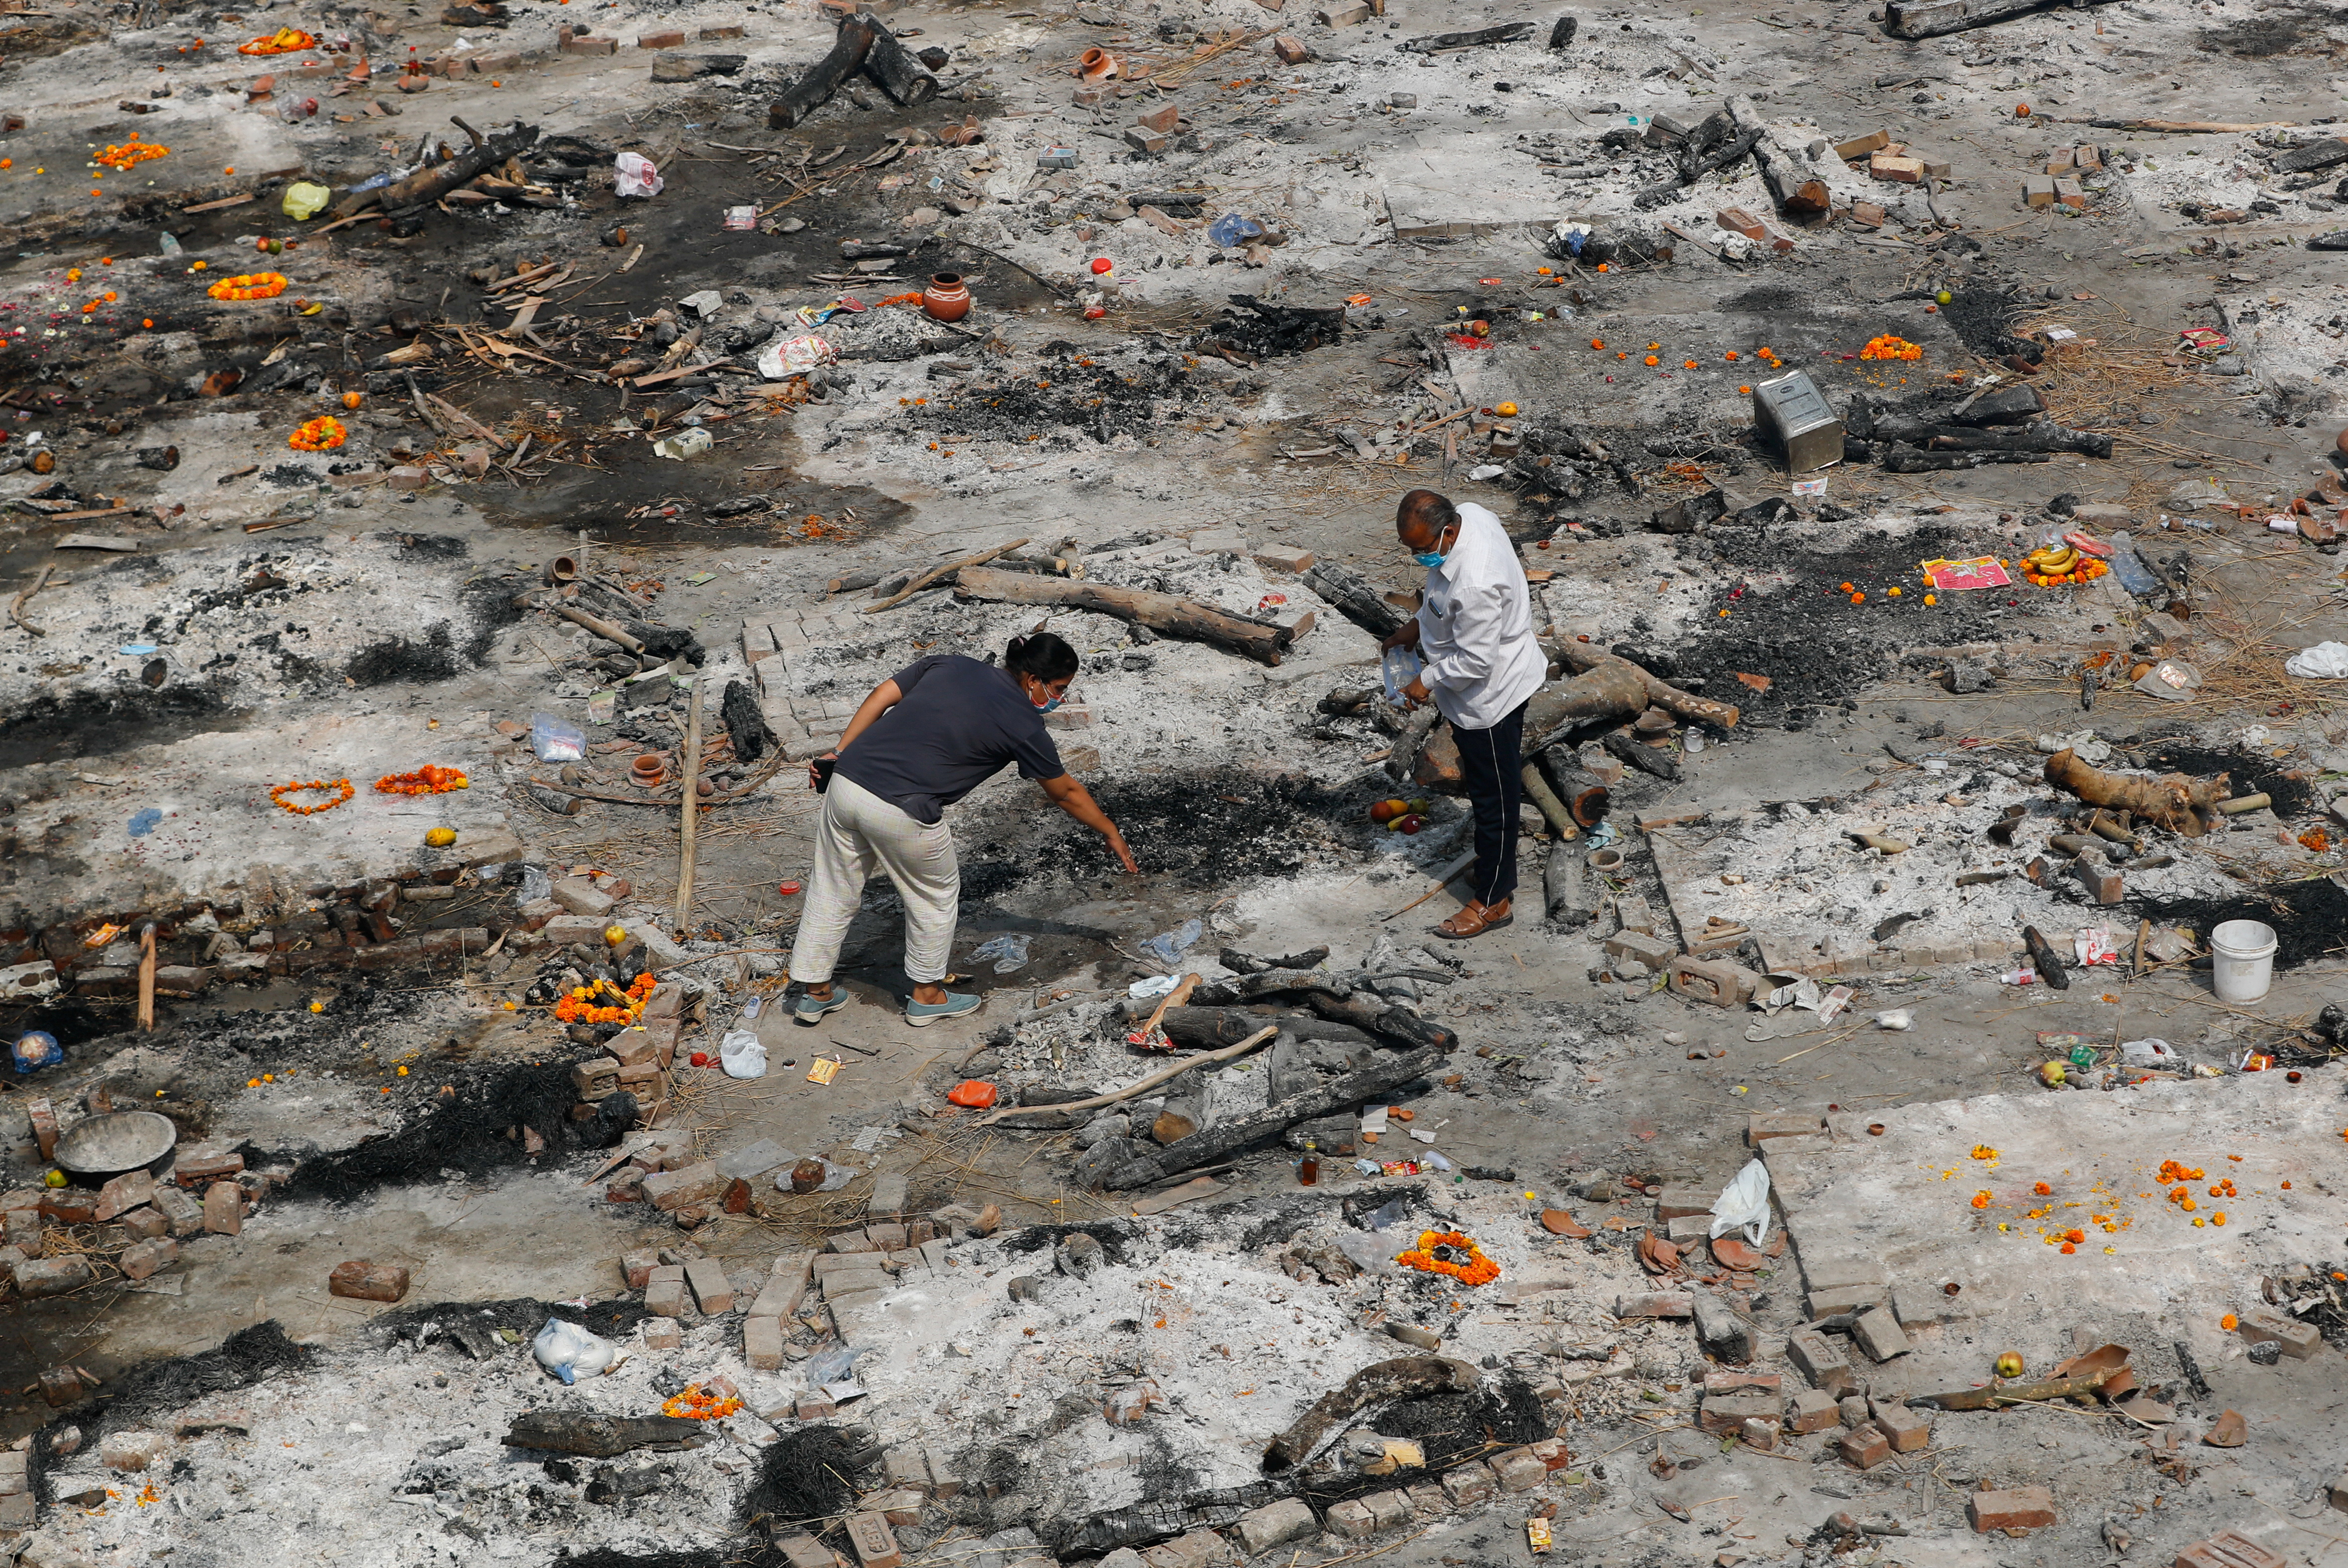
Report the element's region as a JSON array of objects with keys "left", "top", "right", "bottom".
[
  {"left": 644, "top": 1161, "right": 721, "bottom": 1212},
  {"left": 846, "top": 1510, "right": 902, "bottom": 1568},
  {"left": 16, "top": 1256, "right": 94, "bottom": 1298},
  {"left": 1135, "top": 103, "right": 1180, "bottom": 133},
  {"left": 39, "top": 1192, "right": 98, "bottom": 1225},
  {"left": 202, "top": 1181, "right": 243, "bottom": 1236},
  {"left": 1838, "top": 1426, "right": 1890, "bottom": 1469},
  {"left": 1966, "top": 1487, "right": 2055, "bottom": 1532},
  {"left": 1715, "top": 206, "right": 1766, "bottom": 240},
  {"left": 636, "top": 29, "right": 686, "bottom": 48},
  {"left": 327, "top": 1260, "right": 411, "bottom": 1302},
  {"left": 94, "top": 1170, "right": 154, "bottom": 1222},
  {"left": 119, "top": 1238, "right": 178, "bottom": 1280},
  {"left": 684, "top": 1257, "right": 733, "bottom": 1313},
  {"left": 698, "top": 23, "right": 745, "bottom": 38},
  {"left": 1272, "top": 34, "right": 1311, "bottom": 64},
  {"left": 621, "top": 1249, "right": 659, "bottom": 1289},
  {"left": 560, "top": 35, "right": 617, "bottom": 55},
  {"left": 2174, "top": 1532, "right": 2287, "bottom": 1568},
  {"left": 174, "top": 1148, "right": 245, "bottom": 1186}
]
